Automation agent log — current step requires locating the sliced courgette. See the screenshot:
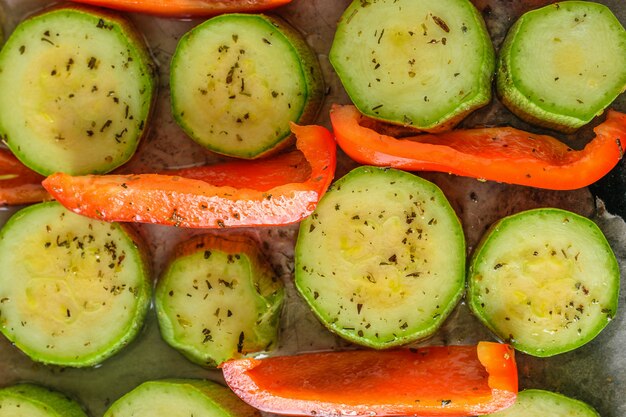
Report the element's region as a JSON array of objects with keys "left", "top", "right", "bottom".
[
  {"left": 170, "top": 13, "right": 323, "bottom": 159},
  {"left": 486, "top": 389, "right": 600, "bottom": 417},
  {"left": 0, "top": 5, "right": 157, "bottom": 175},
  {"left": 0, "top": 201, "right": 151, "bottom": 367},
  {"left": 468, "top": 208, "right": 619, "bottom": 357},
  {"left": 329, "top": 0, "right": 494, "bottom": 132},
  {"left": 295, "top": 166, "right": 466, "bottom": 348},
  {"left": 497, "top": 1, "right": 626, "bottom": 132},
  {"left": 103, "top": 379, "right": 261, "bottom": 417},
  {"left": 155, "top": 234, "right": 284, "bottom": 367},
  {"left": 0, "top": 384, "right": 87, "bottom": 417}
]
